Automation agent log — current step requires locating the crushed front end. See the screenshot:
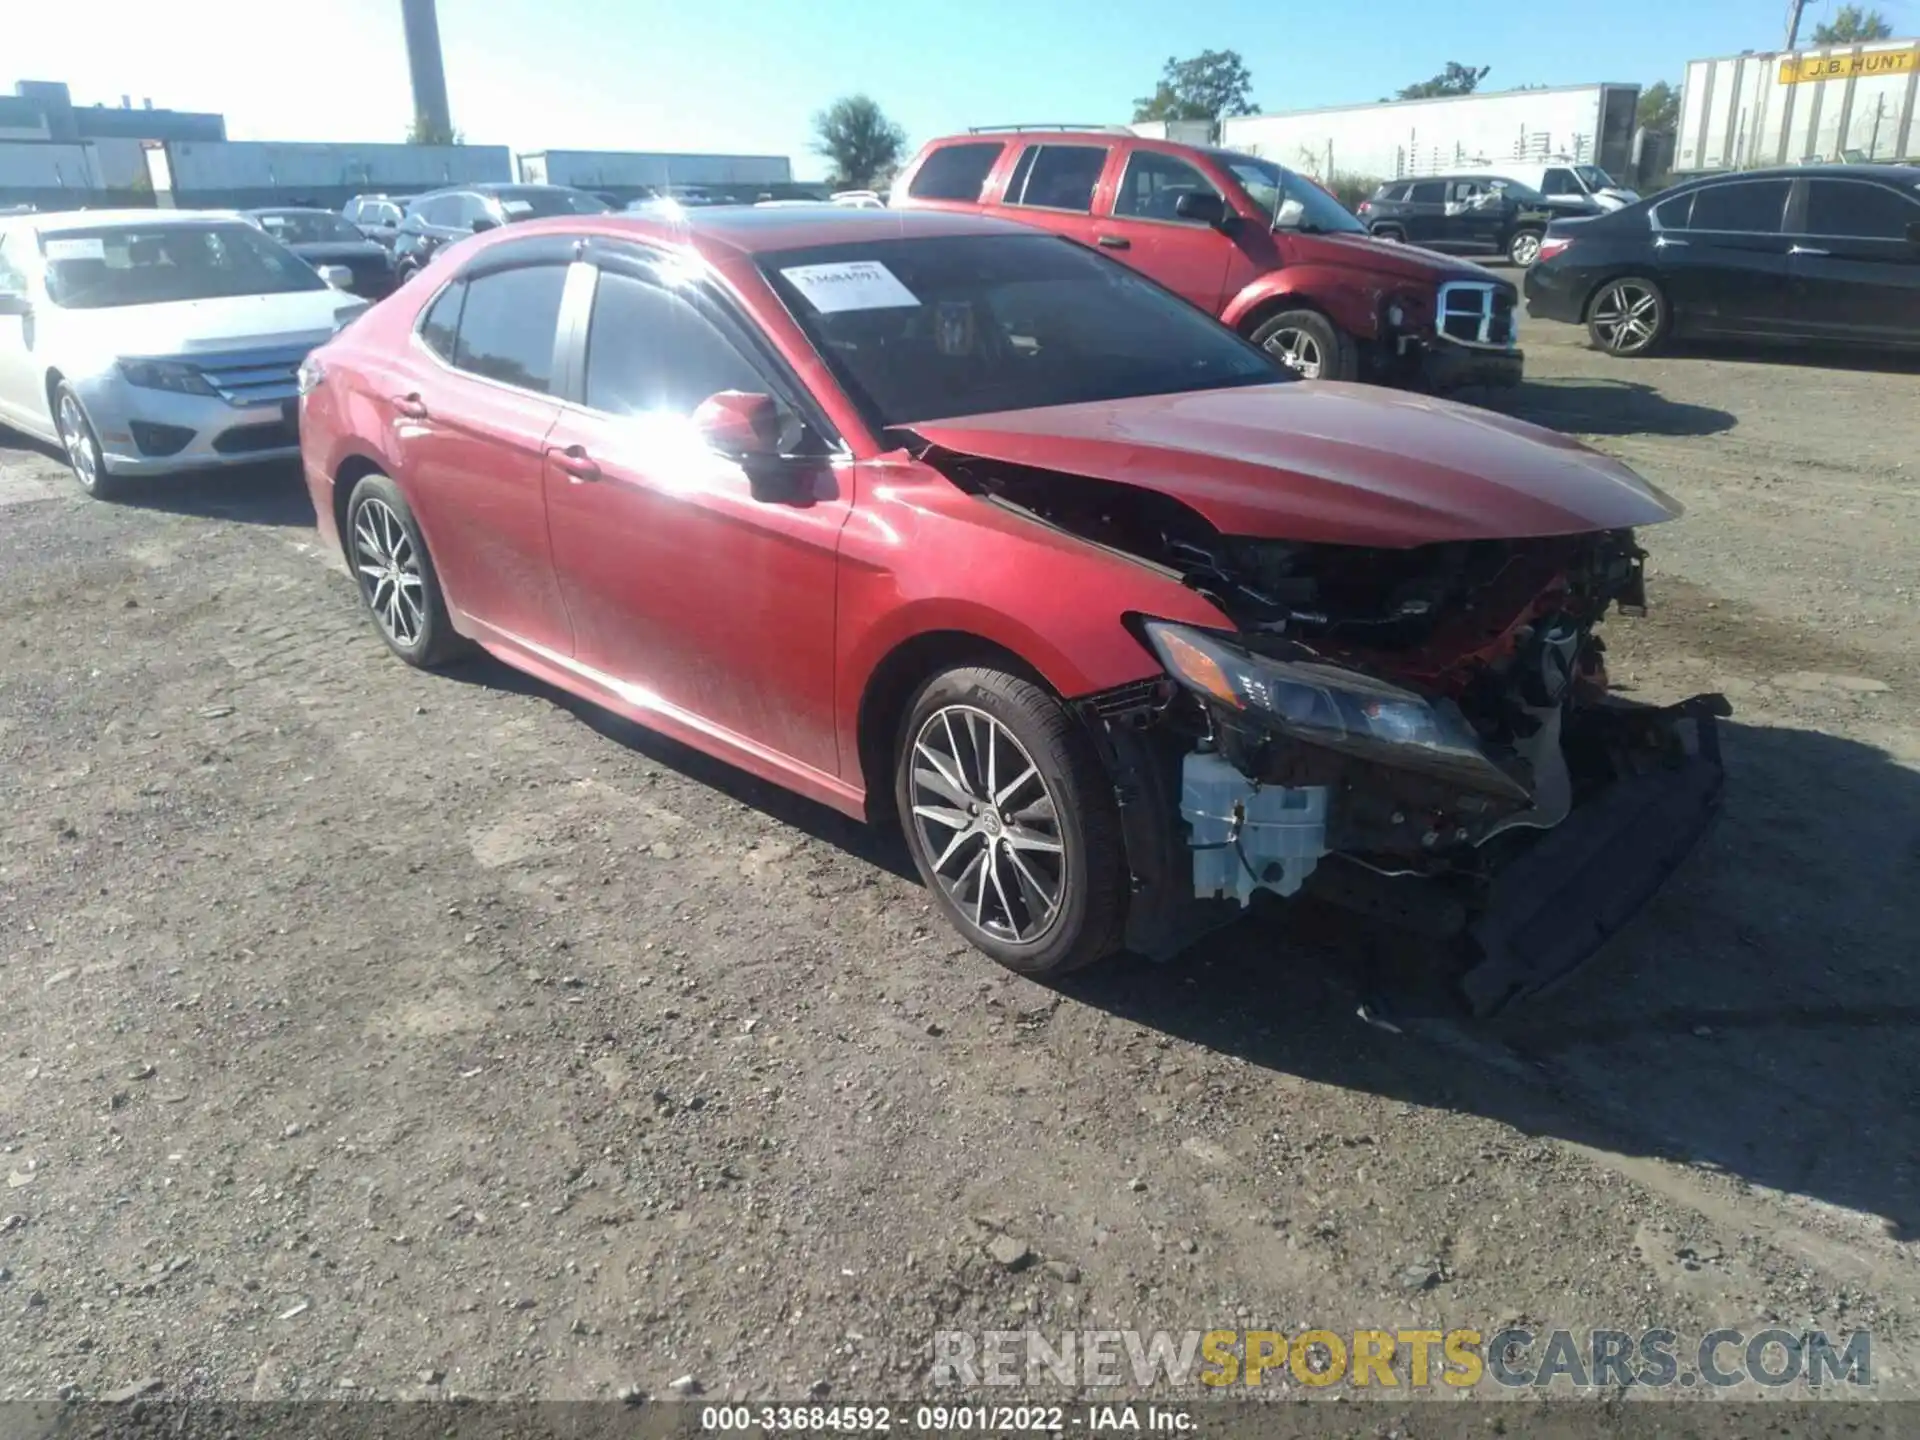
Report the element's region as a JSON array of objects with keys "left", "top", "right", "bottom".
[{"left": 1085, "top": 527, "right": 1726, "bottom": 1016}]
